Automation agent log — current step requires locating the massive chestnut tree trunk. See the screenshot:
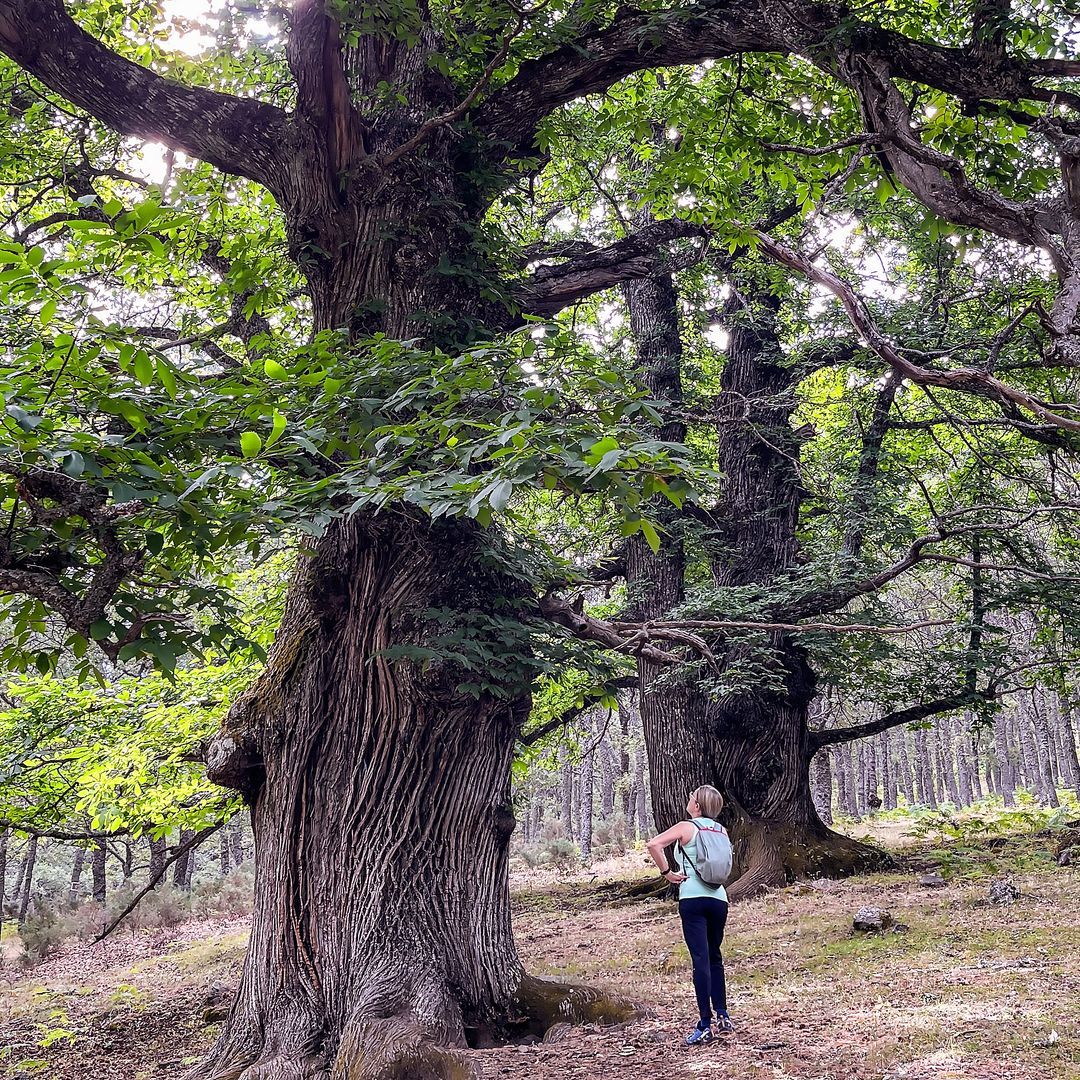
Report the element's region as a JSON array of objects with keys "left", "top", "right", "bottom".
[
  {"left": 203, "top": 517, "right": 531, "bottom": 1077},
  {"left": 196, "top": 165, "right": 630, "bottom": 1074}
]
